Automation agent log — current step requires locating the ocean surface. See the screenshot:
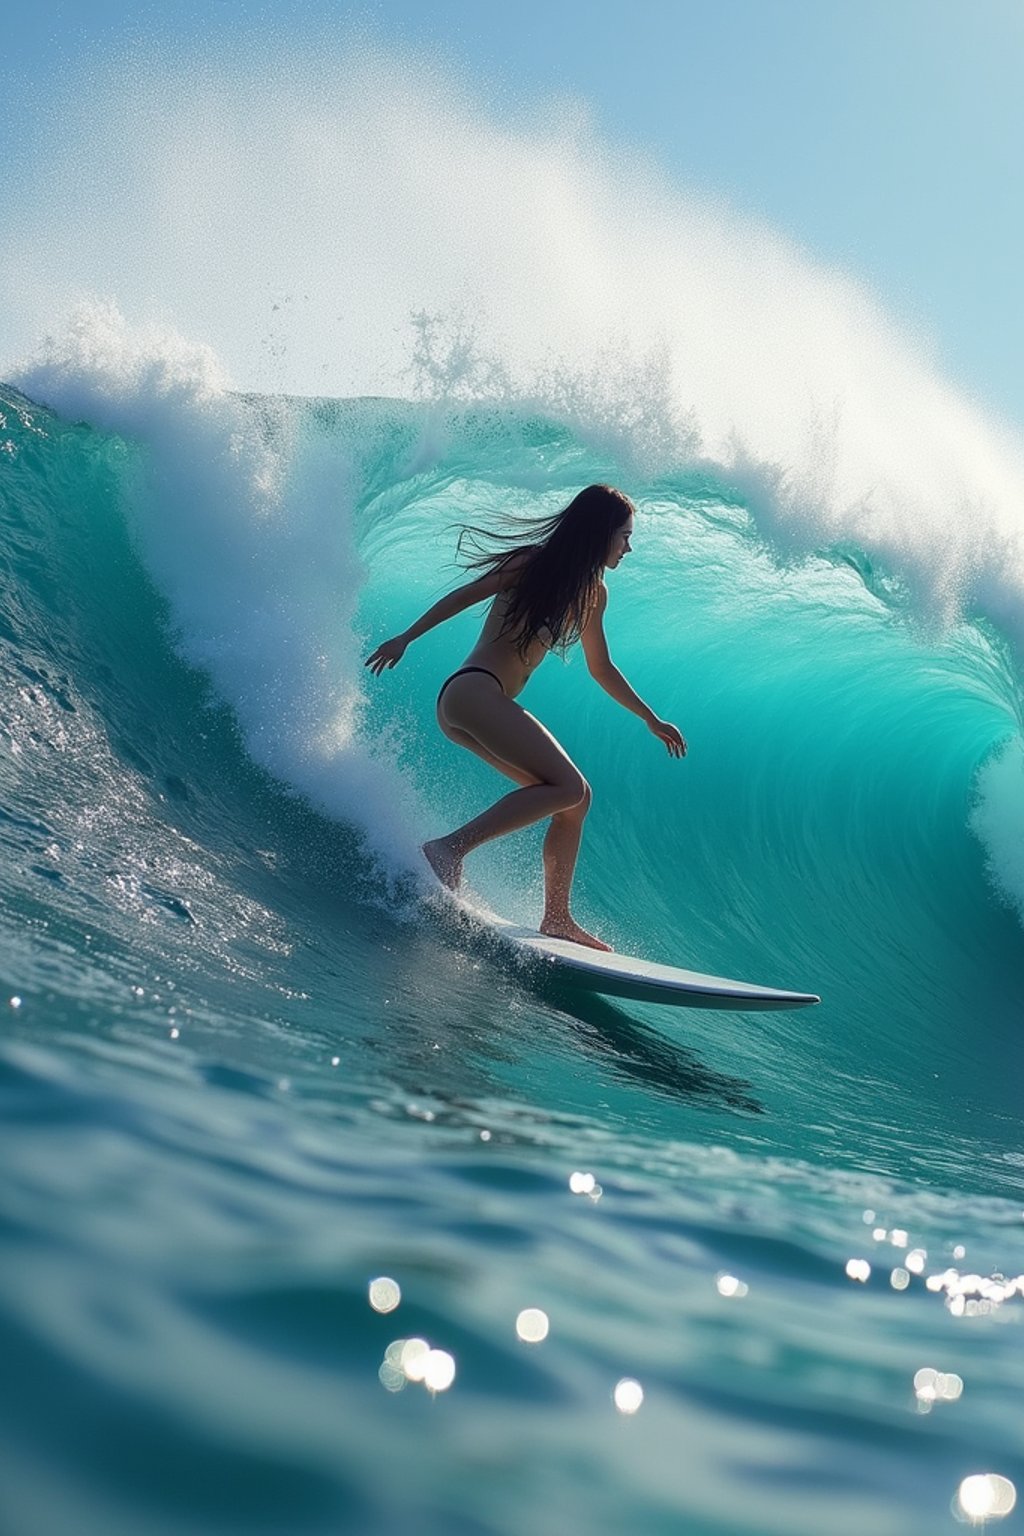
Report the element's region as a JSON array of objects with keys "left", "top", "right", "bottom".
[{"left": 3, "top": 316, "right": 1024, "bottom": 1536}]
